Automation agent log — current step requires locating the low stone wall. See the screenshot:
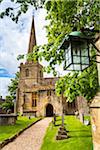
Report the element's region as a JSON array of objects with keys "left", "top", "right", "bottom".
[{"left": 0, "top": 114, "right": 17, "bottom": 125}]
